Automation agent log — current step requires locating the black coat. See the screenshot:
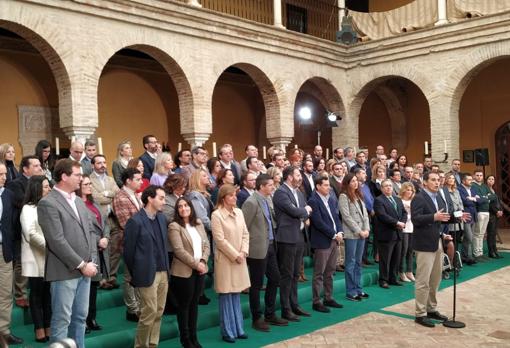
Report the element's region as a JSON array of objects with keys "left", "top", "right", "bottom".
[
  {"left": 6, "top": 175, "right": 28, "bottom": 240},
  {"left": 0, "top": 188, "right": 15, "bottom": 262},
  {"left": 373, "top": 194, "right": 407, "bottom": 242}
]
